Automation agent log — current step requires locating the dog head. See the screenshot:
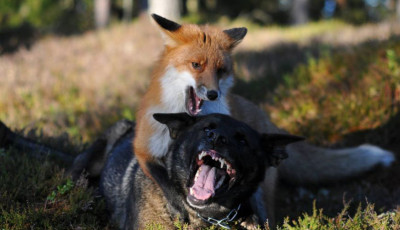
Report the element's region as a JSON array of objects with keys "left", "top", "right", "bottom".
[
  {"left": 153, "top": 113, "right": 303, "bottom": 219},
  {"left": 152, "top": 14, "right": 247, "bottom": 115}
]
